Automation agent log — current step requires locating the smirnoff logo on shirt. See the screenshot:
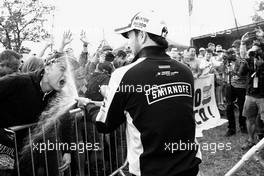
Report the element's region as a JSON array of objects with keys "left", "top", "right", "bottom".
[{"left": 145, "top": 82, "right": 192, "bottom": 105}]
